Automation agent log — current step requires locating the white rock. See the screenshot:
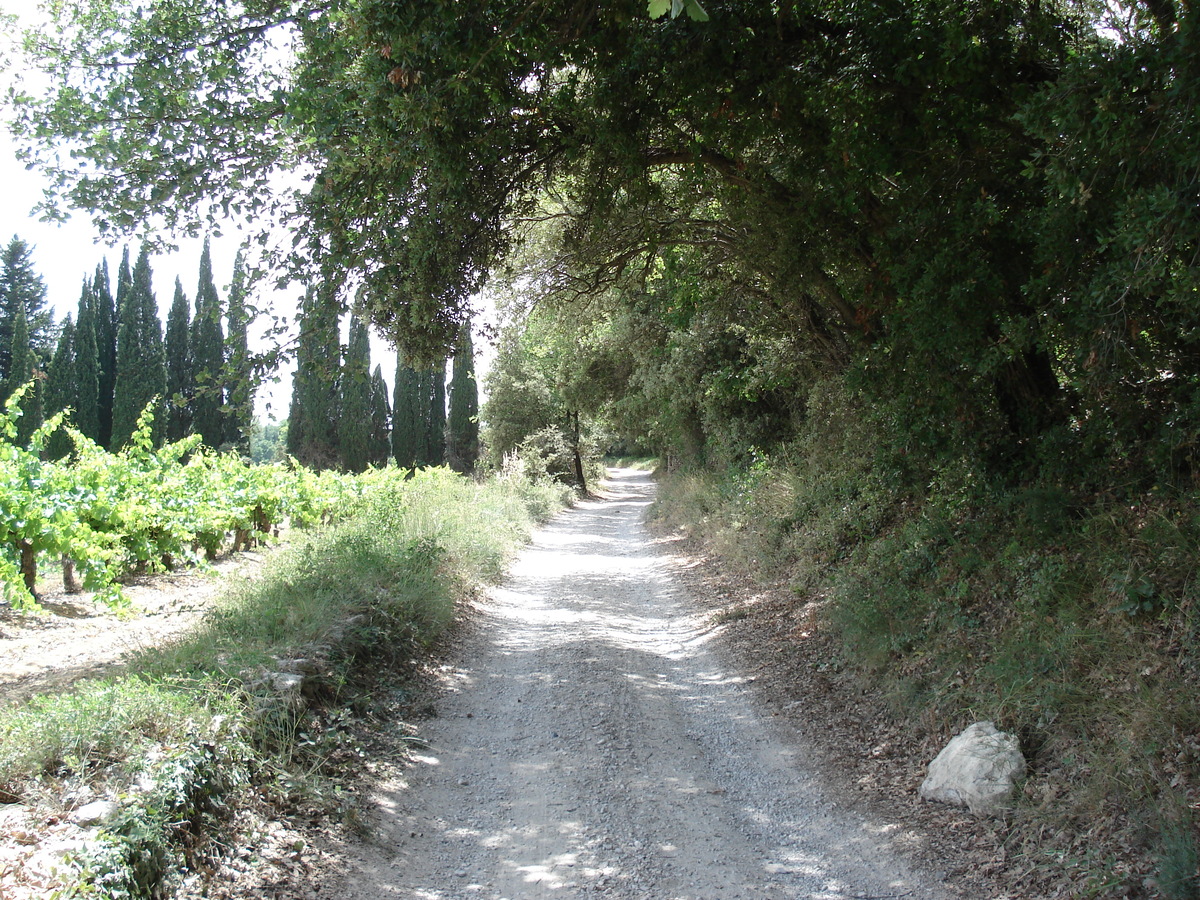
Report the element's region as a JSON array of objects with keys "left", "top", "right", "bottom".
[
  {"left": 70, "top": 799, "right": 118, "bottom": 827},
  {"left": 919, "top": 721, "right": 1026, "bottom": 815}
]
